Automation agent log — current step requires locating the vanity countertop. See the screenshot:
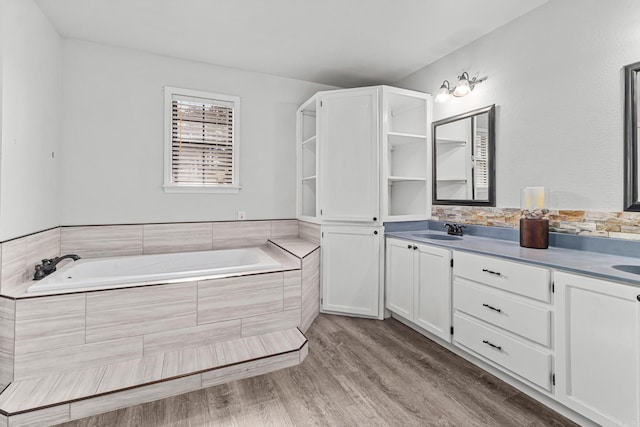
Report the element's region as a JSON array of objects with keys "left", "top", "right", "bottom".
[{"left": 386, "top": 230, "right": 640, "bottom": 287}]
